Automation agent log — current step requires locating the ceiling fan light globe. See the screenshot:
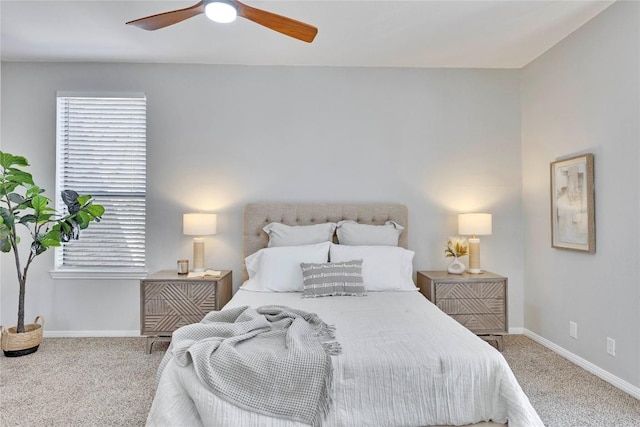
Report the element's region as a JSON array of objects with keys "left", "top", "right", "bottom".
[{"left": 205, "top": 2, "right": 237, "bottom": 24}]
